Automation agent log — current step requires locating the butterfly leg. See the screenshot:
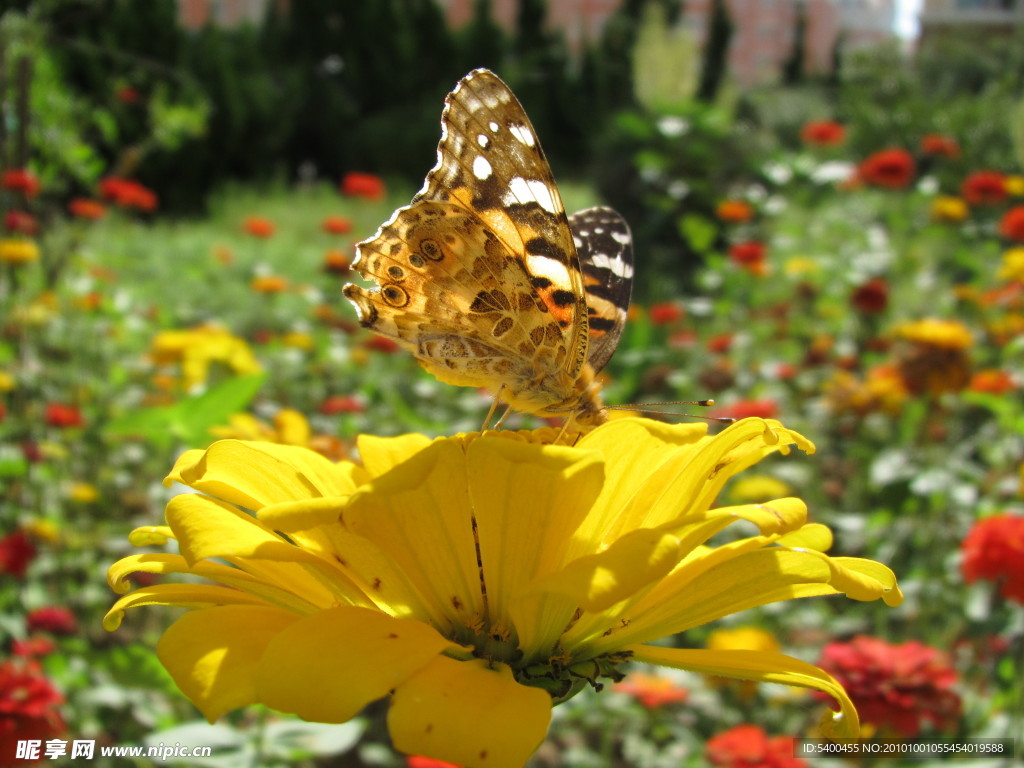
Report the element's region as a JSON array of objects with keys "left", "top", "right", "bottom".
[
  {"left": 492, "top": 404, "right": 514, "bottom": 430},
  {"left": 481, "top": 387, "right": 506, "bottom": 431}
]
